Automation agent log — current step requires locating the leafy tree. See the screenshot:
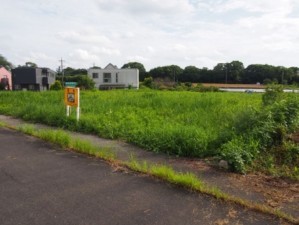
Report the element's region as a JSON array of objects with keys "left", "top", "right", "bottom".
[
  {"left": 212, "top": 63, "right": 227, "bottom": 83},
  {"left": 263, "top": 78, "right": 272, "bottom": 85},
  {"left": 63, "top": 67, "right": 75, "bottom": 75},
  {"left": 228, "top": 61, "right": 244, "bottom": 83},
  {"left": 212, "top": 61, "right": 244, "bottom": 83},
  {"left": 198, "top": 67, "right": 211, "bottom": 83},
  {"left": 50, "top": 80, "right": 63, "bottom": 90},
  {"left": 63, "top": 67, "right": 87, "bottom": 76},
  {"left": 122, "top": 62, "right": 147, "bottom": 81},
  {"left": 181, "top": 66, "right": 201, "bottom": 82},
  {"left": 76, "top": 75, "right": 95, "bottom": 90},
  {"left": 57, "top": 75, "right": 95, "bottom": 90},
  {"left": 149, "top": 65, "right": 183, "bottom": 82},
  {"left": 90, "top": 66, "right": 101, "bottom": 69},
  {"left": 0, "top": 54, "right": 13, "bottom": 70},
  {"left": 25, "top": 62, "right": 37, "bottom": 68},
  {"left": 289, "top": 67, "right": 299, "bottom": 83},
  {"left": 275, "top": 66, "right": 295, "bottom": 85}
]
